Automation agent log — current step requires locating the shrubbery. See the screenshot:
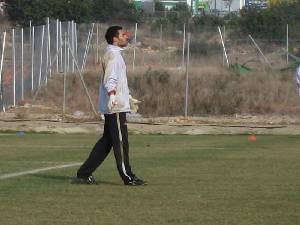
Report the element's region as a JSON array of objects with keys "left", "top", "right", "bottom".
[
  {"left": 4, "top": 0, "right": 300, "bottom": 39},
  {"left": 4, "top": 0, "right": 141, "bottom": 26},
  {"left": 236, "top": 1, "right": 300, "bottom": 39}
]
